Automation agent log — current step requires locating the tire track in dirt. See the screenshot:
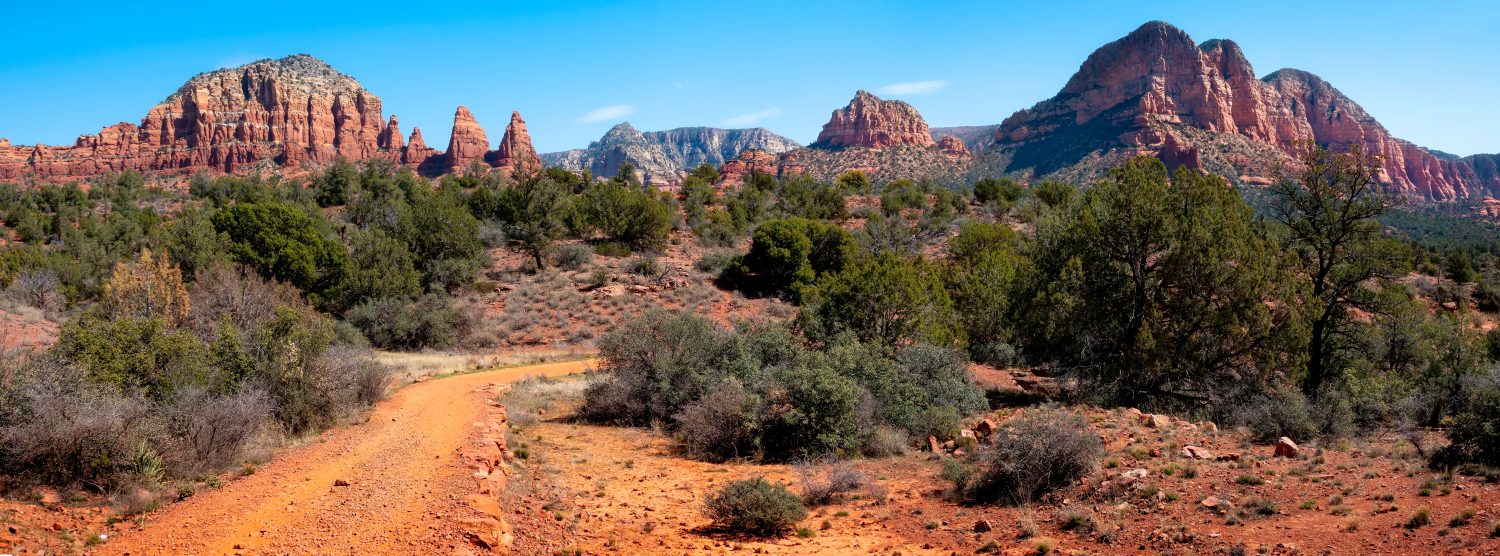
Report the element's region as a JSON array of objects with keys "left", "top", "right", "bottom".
[{"left": 94, "top": 359, "right": 592, "bottom": 556}]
